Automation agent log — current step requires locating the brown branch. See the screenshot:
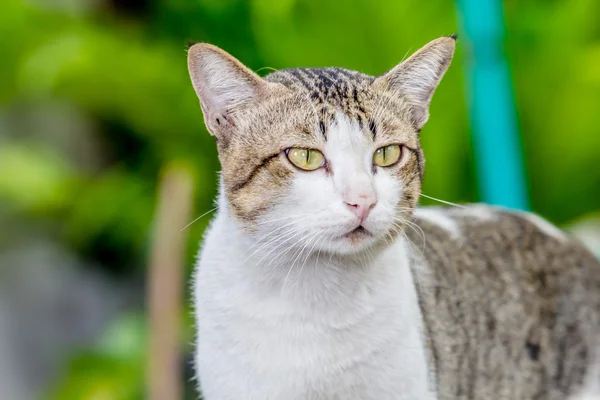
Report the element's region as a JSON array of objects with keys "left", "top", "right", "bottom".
[{"left": 147, "top": 164, "right": 194, "bottom": 400}]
